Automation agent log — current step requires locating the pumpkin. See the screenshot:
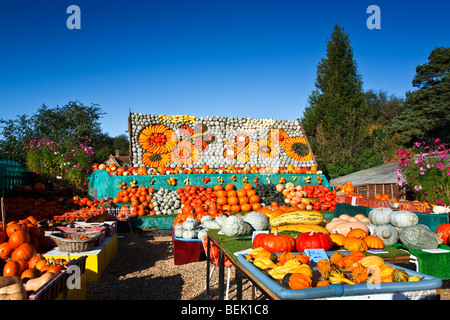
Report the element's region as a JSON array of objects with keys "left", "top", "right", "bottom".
[
  {"left": 33, "top": 182, "right": 46, "bottom": 192},
  {"left": 343, "top": 237, "right": 368, "bottom": 252},
  {"left": 137, "top": 166, "right": 147, "bottom": 175},
  {"left": 436, "top": 223, "right": 450, "bottom": 245},
  {"left": 174, "top": 224, "right": 183, "bottom": 238},
  {"left": 182, "top": 230, "right": 198, "bottom": 239},
  {"left": 342, "top": 251, "right": 366, "bottom": 269},
  {"left": 392, "top": 268, "right": 409, "bottom": 282},
  {"left": 351, "top": 263, "right": 369, "bottom": 283},
  {"left": 346, "top": 228, "right": 368, "bottom": 239},
  {"left": 363, "top": 235, "right": 384, "bottom": 249},
  {"left": 28, "top": 254, "right": 47, "bottom": 269},
  {"left": 11, "top": 243, "right": 36, "bottom": 262},
  {"left": 389, "top": 210, "right": 418, "bottom": 228},
  {"left": 432, "top": 205, "right": 449, "bottom": 214},
  {"left": 330, "top": 251, "right": 345, "bottom": 266},
  {"left": 295, "top": 232, "right": 333, "bottom": 252},
  {"left": 200, "top": 215, "right": 213, "bottom": 224},
  {"left": 253, "top": 231, "right": 296, "bottom": 253},
  {"left": 399, "top": 225, "right": 440, "bottom": 250},
  {"left": 330, "top": 233, "right": 346, "bottom": 247},
  {"left": 281, "top": 273, "right": 312, "bottom": 289},
  {"left": 5, "top": 223, "right": 28, "bottom": 238},
  {"left": 373, "top": 224, "right": 399, "bottom": 246},
  {"left": 0, "top": 242, "right": 13, "bottom": 260},
  {"left": 20, "top": 268, "right": 42, "bottom": 281},
  {"left": 242, "top": 211, "right": 270, "bottom": 231},
  {"left": 316, "top": 280, "right": 330, "bottom": 287},
  {"left": 221, "top": 216, "right": 253, "bottom": 237},
  {"left": 327, "top": 221, "right": 369, "bottom": 237},
  {"left": 203, "top": 220, "right": 220, "bottom": 230},
  {"left": 3, "top": 260, "right": 21, "bottom": 277},
  {"left": 8, "top": 230, "right": 30, "bottom": 250},
  {"left": 368, "top": 207, "right": 393, "bottom": 225},
  {"left": 182, "top": 220, "right": 198, "bottom": 231},
  {"left": 316, "top": 259, "right": 334, "bottom": 279}
]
